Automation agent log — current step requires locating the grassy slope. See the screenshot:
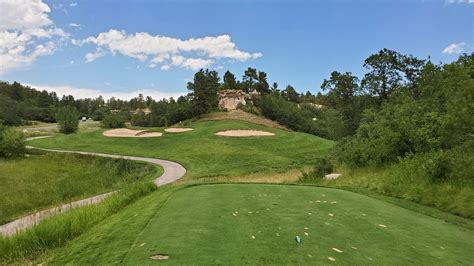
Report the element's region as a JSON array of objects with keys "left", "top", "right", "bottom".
[
  {"left": 29, "top": 120, "right": 334, "bottom": 179},
  {"left": 0, "top": 152, "right": 161, "bottom": 224},
  {"left": 48, "top": 184, "right": 474, "bottom": 265},
  {"left": 311, "top": 165, "right": 474, "bottom": 219}
]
